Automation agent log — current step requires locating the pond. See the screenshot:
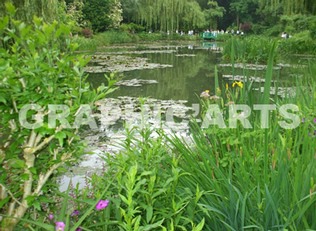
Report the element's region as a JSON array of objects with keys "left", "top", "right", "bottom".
[
  {"left": 87, "top": 41, "right": 222, "bottom": 105},
  {"left": 58, "top": 40, "right": 307, "bottom": 191}
]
